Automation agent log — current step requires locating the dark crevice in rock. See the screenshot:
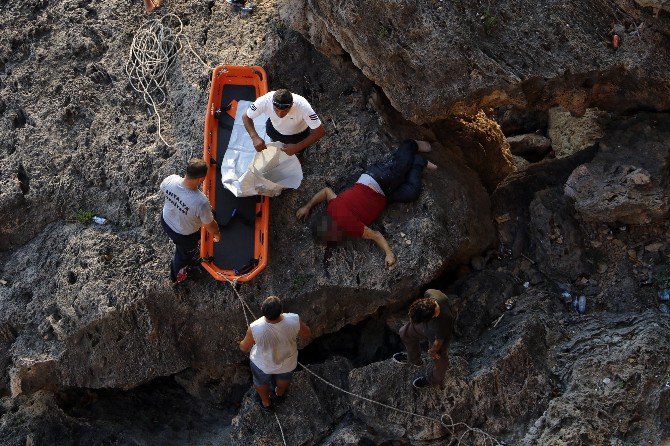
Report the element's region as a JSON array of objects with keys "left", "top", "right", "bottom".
[
  {"left": 299, "top": 316, "right": 403, "bottom": 368},
  {"left": 12, "top": 109, "right": 27, "bottom": 129},
  {"left": 16, "top": 164, "right": 29, "bottom": 195},
  {"left": 7, "top": 376, "right": 239, "bottom": 445}
]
